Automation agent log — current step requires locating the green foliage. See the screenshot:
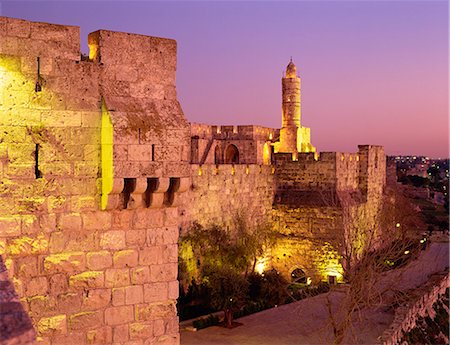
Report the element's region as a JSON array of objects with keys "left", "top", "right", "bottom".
[
  {"left": 206, "top": 266, "right": 249, "bottom": 312},
  {"left": 247, "top": 269, "right": 290, "bottom": 307}
]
